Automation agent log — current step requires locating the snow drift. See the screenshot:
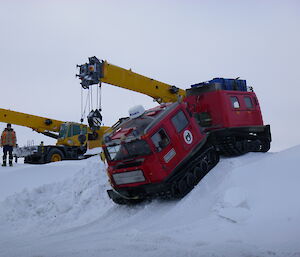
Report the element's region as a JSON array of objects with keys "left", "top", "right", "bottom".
[{"left": 0, "top": 146, "right": 300, "bottom": 257}]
